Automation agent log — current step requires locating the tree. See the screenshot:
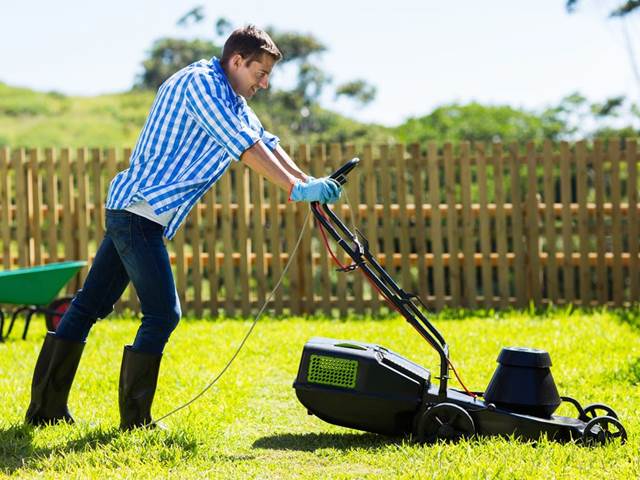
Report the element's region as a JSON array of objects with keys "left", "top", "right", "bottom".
[
  {"left": 566, "top": 0, "right": 640, "bottom": 17},
  {"left": 176, "top": 6, "right": 205, "bottom": 28},
  {"left": 394, "top": 103, "right": 566, "bottom": 144},
  {"left": 135, "top": 38, "right": 220, "bottom": 90},
  {"left": 335, "top": 80, "right": 377, "bottom": 107}
]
